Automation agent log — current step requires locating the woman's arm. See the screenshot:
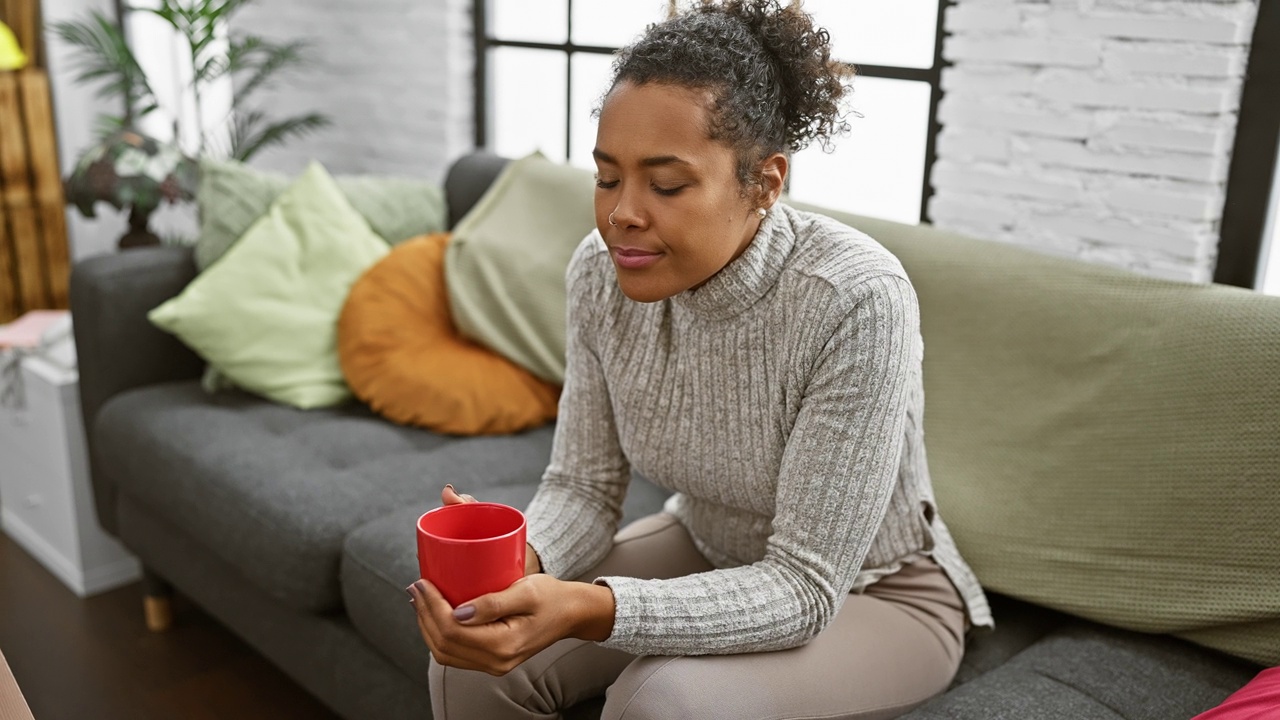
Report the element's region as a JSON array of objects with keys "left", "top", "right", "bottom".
[
  {"left": 523, "top": 235, "right": 633, "bottom": 580},
  {"left": 596, "top": 275, "right": 919, "bottom": 655}
]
